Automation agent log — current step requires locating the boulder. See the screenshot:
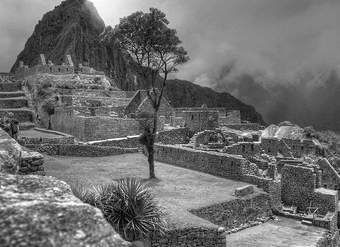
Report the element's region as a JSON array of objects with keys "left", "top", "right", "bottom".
[{"left": 0, "top": 173, "right": 131, "bottom": 247}]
